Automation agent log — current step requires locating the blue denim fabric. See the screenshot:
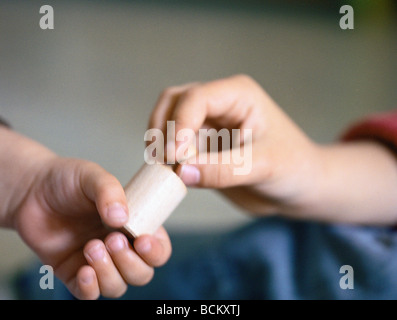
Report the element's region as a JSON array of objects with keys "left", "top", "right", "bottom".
[{"left": 13, "top": 217, "right": 397, "bottom": 300}]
